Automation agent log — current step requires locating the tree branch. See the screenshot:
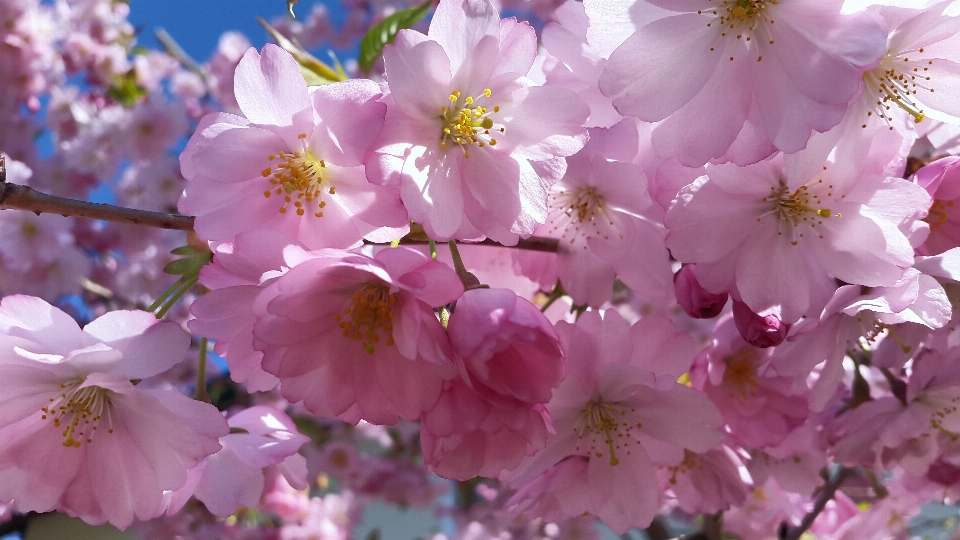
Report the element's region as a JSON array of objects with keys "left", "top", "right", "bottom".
[
  {"left": 0, "top": 160, "right": 195, "bottom": 230},
  {"left": 780, "top": 467, "right": 851, "bottom": 540},
  {"left": 0, "top": 157, "right": 561, "bottom": 251}
]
